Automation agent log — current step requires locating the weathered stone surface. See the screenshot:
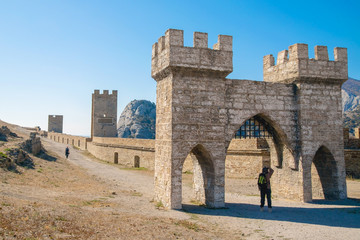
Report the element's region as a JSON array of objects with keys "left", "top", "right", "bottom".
[
  {"left": 344, "top": 149, "right": 360, "bottom": 178},
  {"left": 48, "top": 115, "right": 63, "bottom": 133},
  {"left": 6, "top": 148, "right": 34, "bottom": 169},
  {"left": 117, "top": 100, "right": 156, "bottom": 139},
  {"left": 91, "top": 90, "right": 117, "bottom": 138},
  {"left": 0, "top": 152, "right": 14, "bottom": 170},
  {"left": 48, "top": 132, "right": 90, "bottom": 150},
  {"left": 20, "top": 132, "right": 42, "bottom": 156},
  {"left": 263, "top": 44, "right": 347, "bottom": 84},
  {"left": 152, "top": 29, "right": 348, "bottom": 209},
  {"left": 0, "top": 126, "right": 18, "bottom": 141}
]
